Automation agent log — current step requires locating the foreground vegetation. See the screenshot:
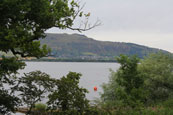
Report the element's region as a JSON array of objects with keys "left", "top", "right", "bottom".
[
  {"left": 0, "top": 0, "right": 98, "bottom": 114},
  {"left": 99, "top": 53, "right": 173, "bottom": 114},
  {"left": 0, "top": 0, "right": 172, "bottom": 114},
  {"left": 1, "top": 53, "right": 172, "bottom": 115}
]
